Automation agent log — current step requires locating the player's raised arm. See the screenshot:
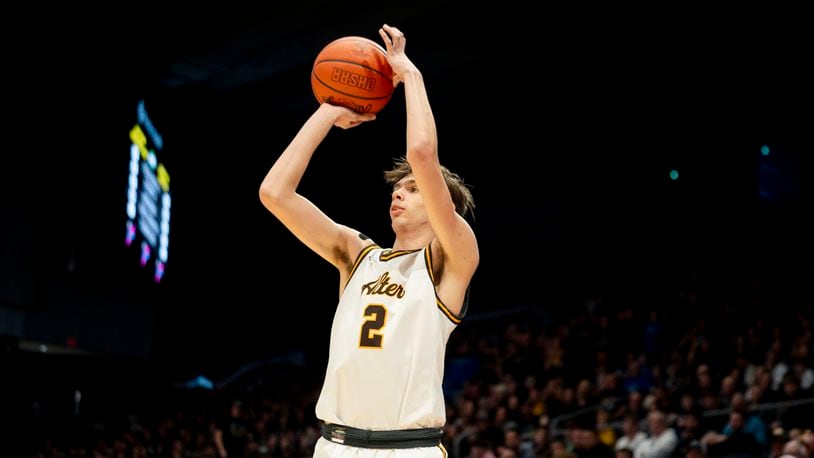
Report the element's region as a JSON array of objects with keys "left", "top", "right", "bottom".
[
  {"left": 259, "top": 103, "right": 374, "bottom": 270},
  {"left": 380, "top": 24, "right": 479, "bottom": 315}
]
